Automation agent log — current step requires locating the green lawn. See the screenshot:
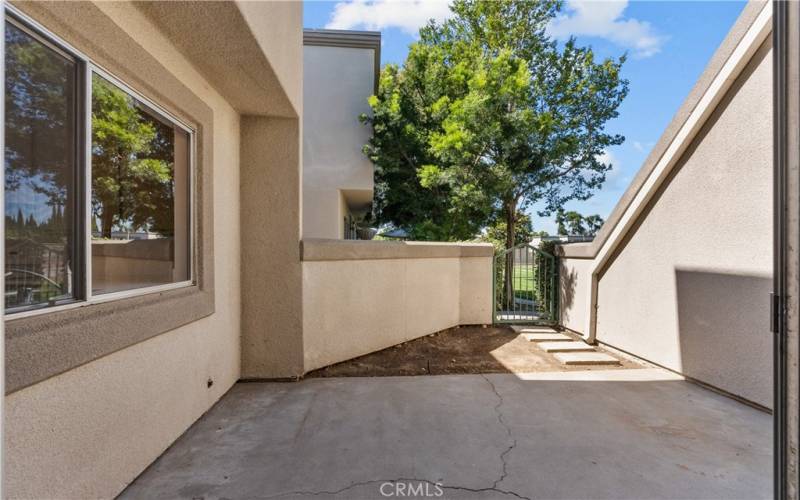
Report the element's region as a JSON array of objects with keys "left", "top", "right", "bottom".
[{"left": 503, "top": 265, "right": 540, "bottom": 301}]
